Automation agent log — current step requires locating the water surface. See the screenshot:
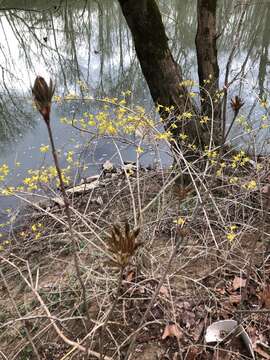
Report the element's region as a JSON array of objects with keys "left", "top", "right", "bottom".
[{"left": 0, "top": 0, "right": 269, "bottom": 226}]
